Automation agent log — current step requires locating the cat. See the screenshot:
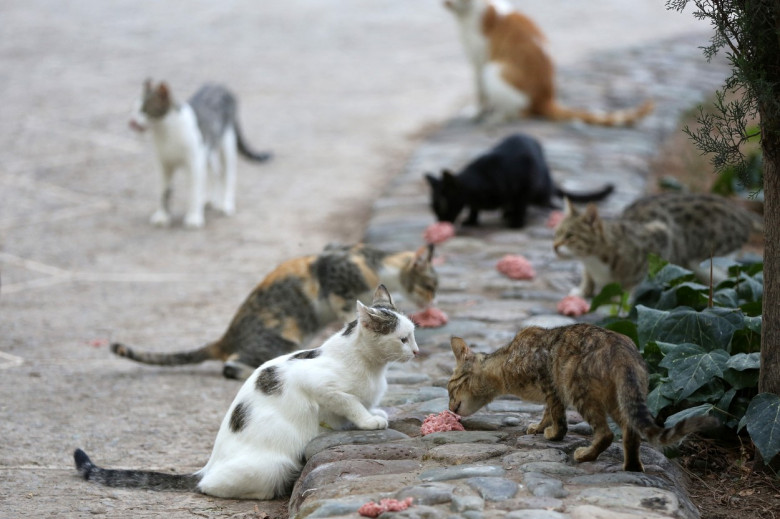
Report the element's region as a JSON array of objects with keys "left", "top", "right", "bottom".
[
  {"left": 443, "top": 0, "right": 654, "bottom": 125},
  {"left": 425, "top": 133, "right": 613, "bottom": 228},
  {"left": 111, "top": 243, "right": 437, "bottom": 380},
  {"left": 129, "top": 80, "right": 272, "bottom": 228},
  {"left": 74, "top": 285, "right": 418, "bottom": 499},
  {"left": 553, "top": 193, "right": 762, "bottom": 297},
  {"left": 447, "top": 325, "right": 718, "bottom": 472}
]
